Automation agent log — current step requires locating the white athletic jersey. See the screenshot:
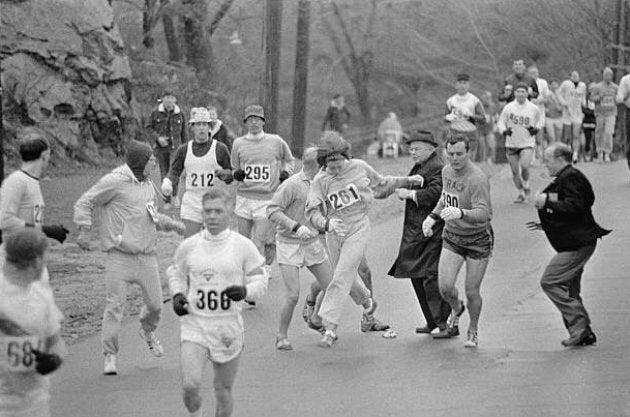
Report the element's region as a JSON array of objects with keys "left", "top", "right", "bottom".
[
  {"left": 558, "top": 80, "right": 586, "bottom": 119},
  {"left": 533, "top": 78, "right": 549, "bottom": 114},
  {"left": 0, "top": 171, "right": 45, "bottom": 236},
  {"left": 168, "top": 229, "right": 266, "bottom": 324},
  {"left": 446, "top": 93, "right": 482, "bottom": 132},
  {"left": 0, "top": 275, "right": 62, "bottom": 414},
  {"left": 180, "top": 140, "right": 224, "bottom": 222},
  {"left": 497, "top": 100, "right": 544, "bottom": 148}
]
